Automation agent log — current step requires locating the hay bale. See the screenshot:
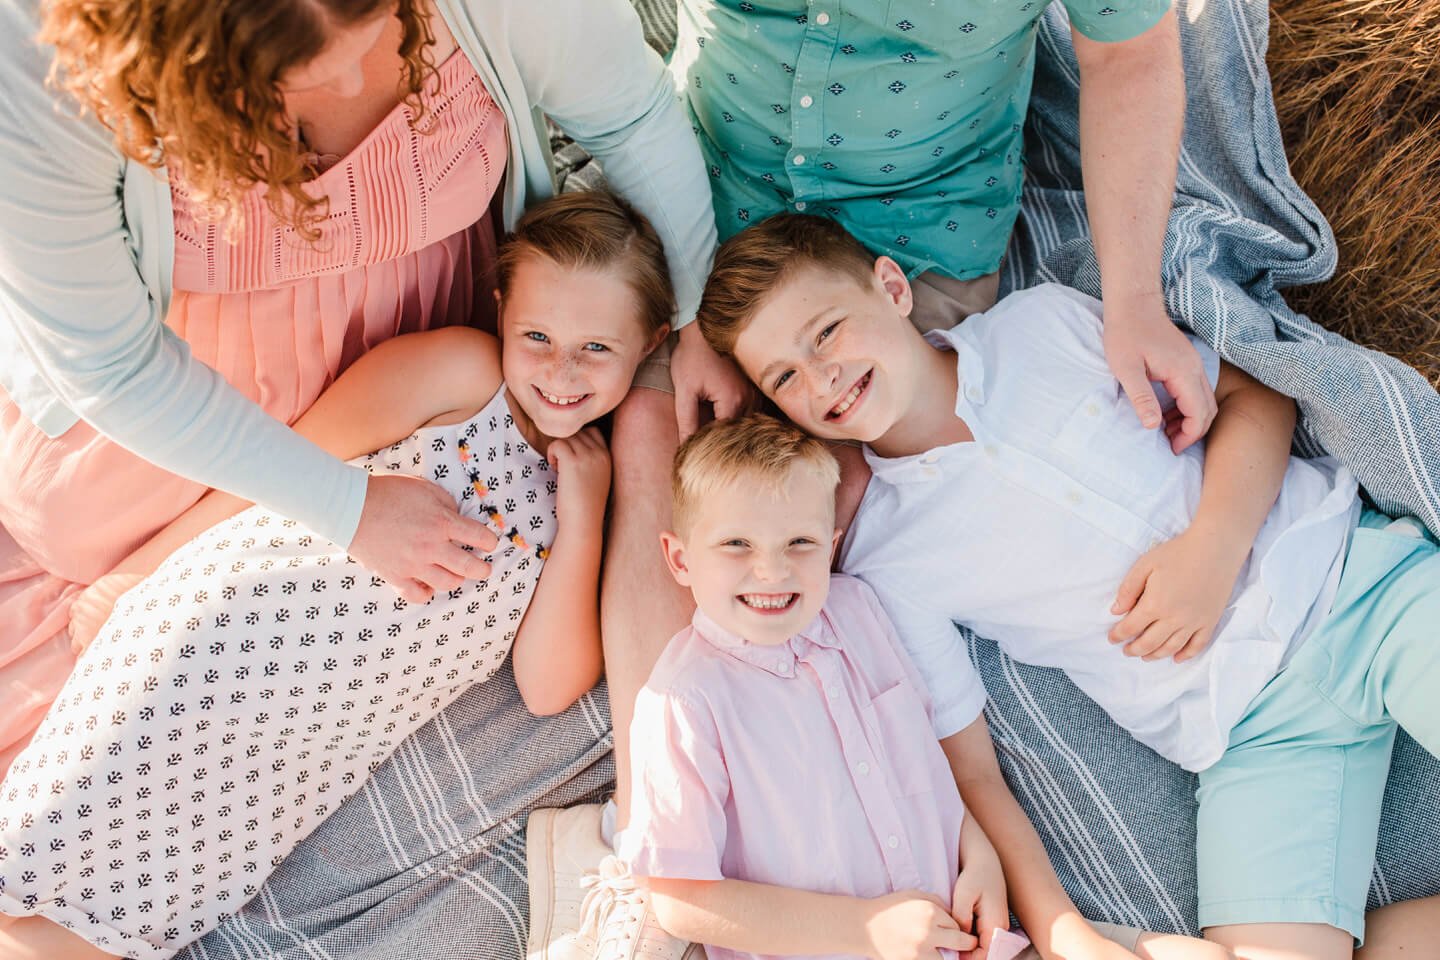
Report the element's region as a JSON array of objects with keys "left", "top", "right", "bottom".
[{"left": 1268, "top": 0, "right": 1440, "bottom": 384}]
